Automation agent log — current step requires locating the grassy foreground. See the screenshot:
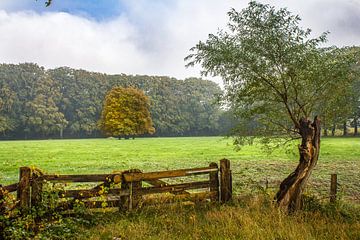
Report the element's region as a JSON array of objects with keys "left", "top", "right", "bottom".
[
  {"left": 75, "top": 196, "right": 360, "bottom": 240},
  {"left": 1, "top": 137, "right": 360, "bottom": 239},
  {"left": 1, "top": 137, "right": 360, "bottom": 201}
]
